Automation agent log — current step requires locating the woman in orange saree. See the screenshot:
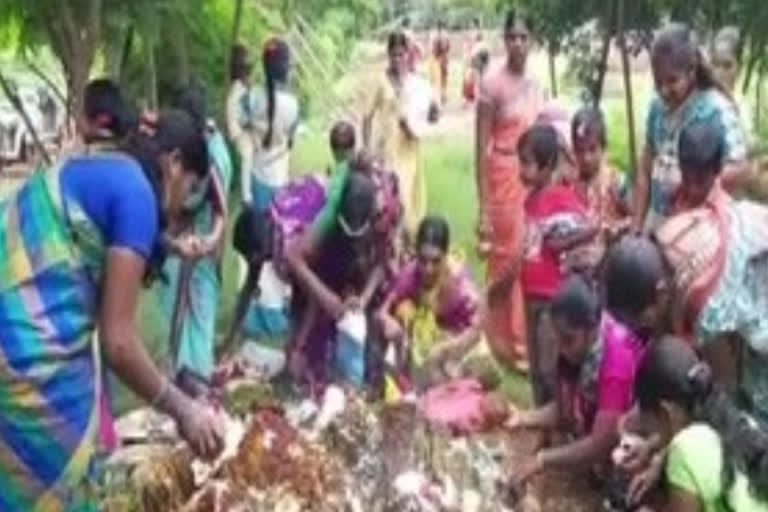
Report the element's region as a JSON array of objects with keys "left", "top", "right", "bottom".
[{"left": 476, "top": 10, "right": 546, "bottom": 369}]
